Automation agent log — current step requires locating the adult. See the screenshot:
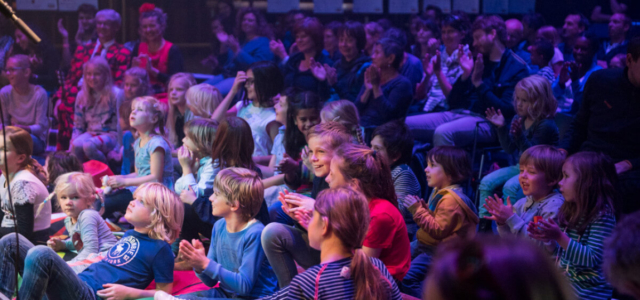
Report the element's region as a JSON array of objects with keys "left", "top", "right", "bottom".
[
  {"left": 206, "top": 7, "right": 274, "bottom": 95},
  {"left": 505, "top": 19, "right": 532, "bottom": 66},
  {"left": 424, "top": 5, "right": 444, "bottom": 23},
  {"left": 130, "top": 3, "right": 184, "bottom": 94},
  {"left": 383, "top": 28, "right": 424, "bottom": 91},
  {"left": 560, "top": 36, "right": 640, "bottom": 216},
  {"left": 53, "top": 9, "right": 131, "bottom": 151},
  {"left": 214, "top": 0, "right": 236, "bottom": 35},
  {"left": 410, "top": 17, "right": 440, "bottom": 63},
  {"left": 364, "top": 22, "right": 384, "bottom": 57},
  {"left": 324, "top": 21, "right": 371, "bottom": 102},
  {"left": 0, "top": 15, "right": 14, "bottom": 76},
  {"left": 10, "top": 25, "right": 59, "bottom": 92},
  {"left": 282, "top": 17, "right": 333, "bottom": 100},
  {"left": 323, "top": 21, "right": 342, "bottom": 63},
  {"left": 558, "top": 13, "right": 589, "bottom": 62},
  {"left": 596, "top": 12, "right": 631, "bottom": 68},
  {"left": 520, "top": 13, "right": 546, "bottom": 52},
  {"left": 57, "top": 4, "right": 98, "bottom": 68},
  {"left": 409, "top": 14, "right": 471, "bottom": 114},
  {"left": 537, "top": 25, "right": 565, "bottom": 77},
  {"left": 406, "top": 15, "right": 529, "bottom": 147},
  {"left": 553, "top": 34, "right": 602, "bottom": 114},
  {"left": 355, "top": 38, "right": 413, "bottom": 140}
]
